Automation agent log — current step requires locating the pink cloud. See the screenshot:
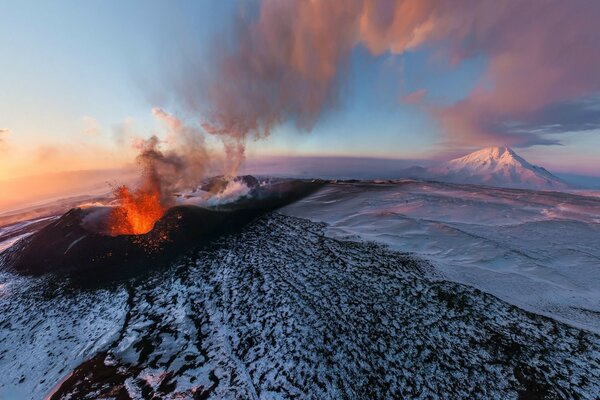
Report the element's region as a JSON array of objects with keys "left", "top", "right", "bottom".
[{"left": 179, "top": 0, "right": 600, "bottom": 152}]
